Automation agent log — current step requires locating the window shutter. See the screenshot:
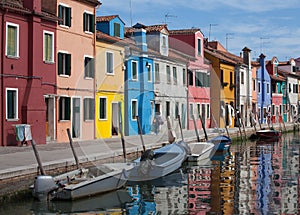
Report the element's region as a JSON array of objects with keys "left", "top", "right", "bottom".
[
  {"left": 58, "top": 53, "right": 63, "bottom": 75},
  {"left": 58, "top": 5, "right": 63, "bottom": 25},
  {"left": 66, "top": 97, "right": 71, "bottom": 120},
  {"left": 90, "top": 99, "right": 95, "bottom": 120},
  {"left": 66, "top": 54, "right": 71, "bottom": 75},
  {"left": 84, "top": 99, "right": 87, "bottom": 120},
  {"left": 67, "top": 7, "right": 72, "bottom": 27},
  {"left": 59, "top": 98, "right": 63, "bottom": 120},
  {"left": 90, "top": 15, "right": 95, "bottom": 33},
  {"left": 91, "top": 58, "right": 95, "bottom": 78},
  {"left": 83, "top": 12, "right": 86, "bottom": 31}
]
